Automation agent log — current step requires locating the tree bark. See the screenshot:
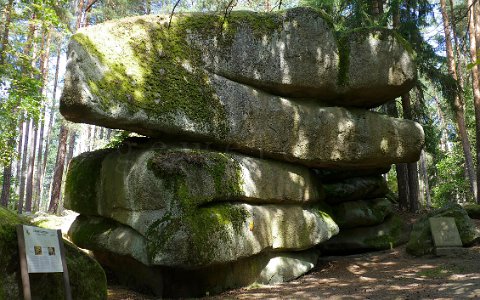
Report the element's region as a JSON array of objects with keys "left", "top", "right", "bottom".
[
  {"left": 15, "top": 122, "right": 25, "bottom": 192},
  {"left": 65, "top": 131, "right": 76, "bottom": 167},
  {"left": 420, "top": 150, "right": 431, "bottom": 208},
  {"left": 467, "top": 0, "right": 480, "bottom": 204},
  {"left": 25, "top": 119, "right": 38, "bottom": 213},
  {"left": 0, "top": 163, "right": 12, "bottom": 207},
  {"left": 18, "top": 120, "right": 31, "bottom": 214},
  {"left": 42, "top": 44, "right": 62, "bottom": 182},
  {"left": 34, "top": 28, "right": 52, "bottom": 211},
  {"left": 0, "top": 0, "right": 13, "bottom": 65},
  {"left": 385, "top": 101, "right": 409, "bottom": 210},
  {"left": 402, "top": 93, "right": 420, "bottom": 212},
  {"left": 48, "top": 124, "right": 69, "bottom": 214},
  {"left": 76, "top": 0, "right": 85, "bottom": 29},
  {"left": 440, "top": 0, "right": 477, "bottom": 201}
]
